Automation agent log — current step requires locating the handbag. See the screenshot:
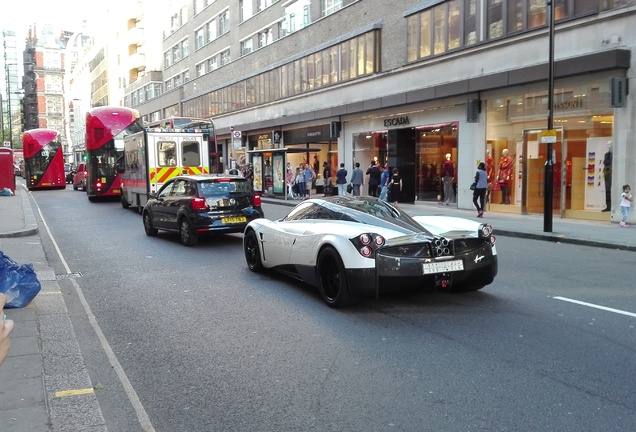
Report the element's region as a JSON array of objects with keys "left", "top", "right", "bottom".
[
  {"left": 470, "top": 182, "right": 476, "bottom": 190},
  {"left": 346, "top": 183, "right": 353, "bottom": 194}
]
